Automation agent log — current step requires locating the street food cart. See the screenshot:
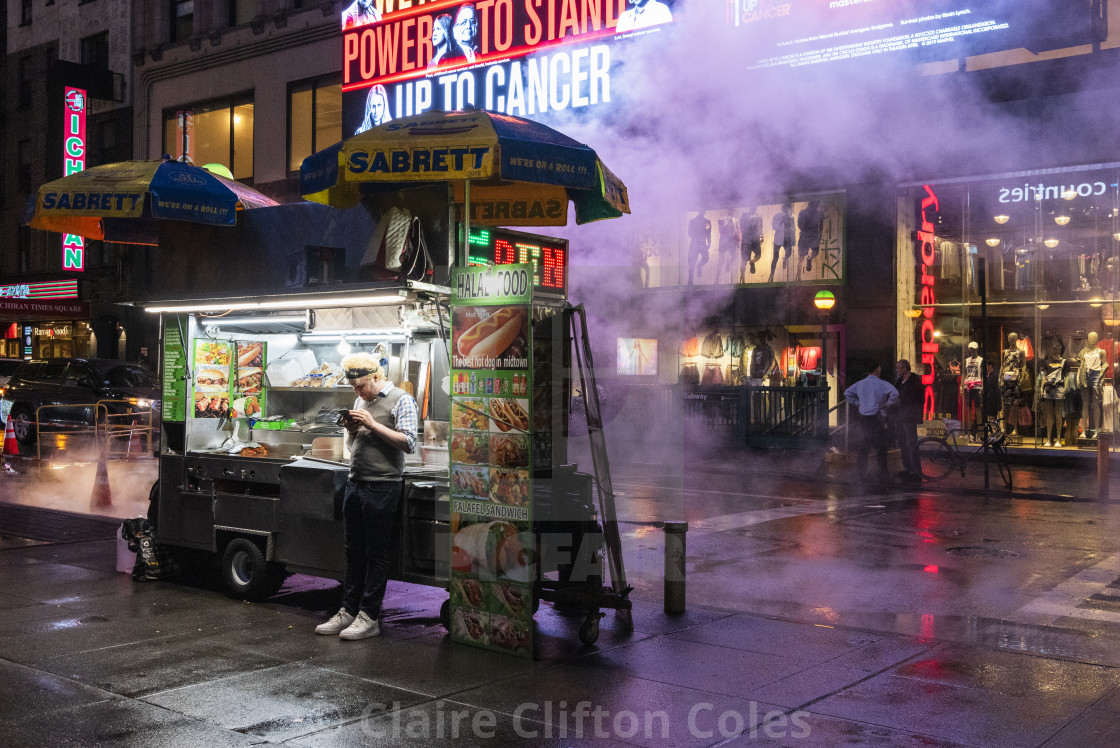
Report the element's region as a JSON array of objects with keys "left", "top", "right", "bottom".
[{"left": 149, "top": 238, "right": 632, "bottom": 652}]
